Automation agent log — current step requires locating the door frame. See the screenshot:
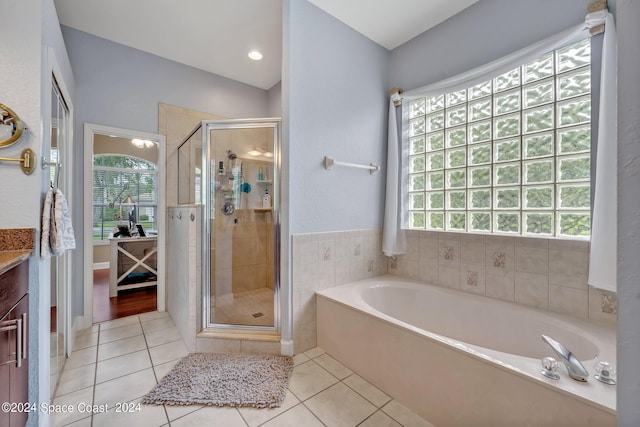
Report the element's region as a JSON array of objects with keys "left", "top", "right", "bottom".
[{"left": 83, "top": 123, "right": 166, "bottom": 328}]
